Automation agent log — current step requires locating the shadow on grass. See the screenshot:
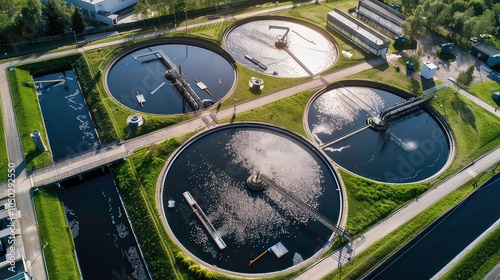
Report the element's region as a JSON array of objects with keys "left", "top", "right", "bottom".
[
  {"left": 25, "top": 149, "right": 47, "bottom": 171},
  {"left": 451, "top": 97, "right": 477, "bottom": 130},
  {"left": 421, "top": 78, "right": 436, "bottom": 92},
  {"left": 374, "top": 63, "right": 389, "bottom": 72}
]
